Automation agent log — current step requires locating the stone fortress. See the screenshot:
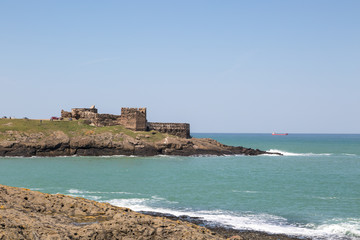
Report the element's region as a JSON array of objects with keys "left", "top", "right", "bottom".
[{"left": 61, "top": 106, "right": 190, "bottom": 138}]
